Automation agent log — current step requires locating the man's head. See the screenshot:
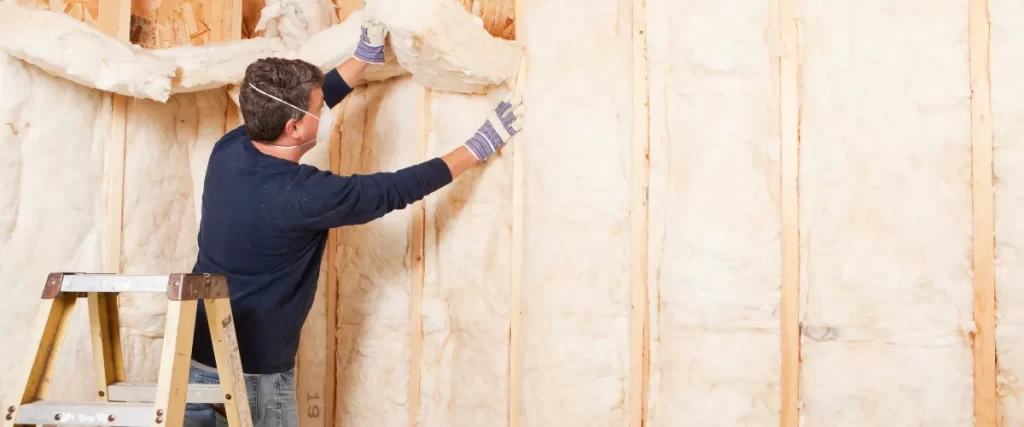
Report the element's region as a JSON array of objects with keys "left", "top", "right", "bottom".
[{"left": 240, "top": 58, "right": 325, "bottom": 157}]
